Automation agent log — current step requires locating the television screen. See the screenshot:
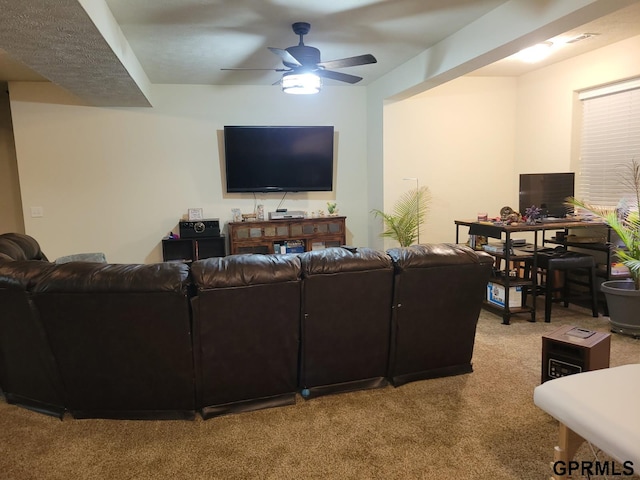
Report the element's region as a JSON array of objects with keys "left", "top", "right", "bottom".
[
  {"left": 224, "top": 126, "right": 334, "bottom": 193},
  {"left": 519, "top": 173, "right": 575, "bottom": 218}
]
